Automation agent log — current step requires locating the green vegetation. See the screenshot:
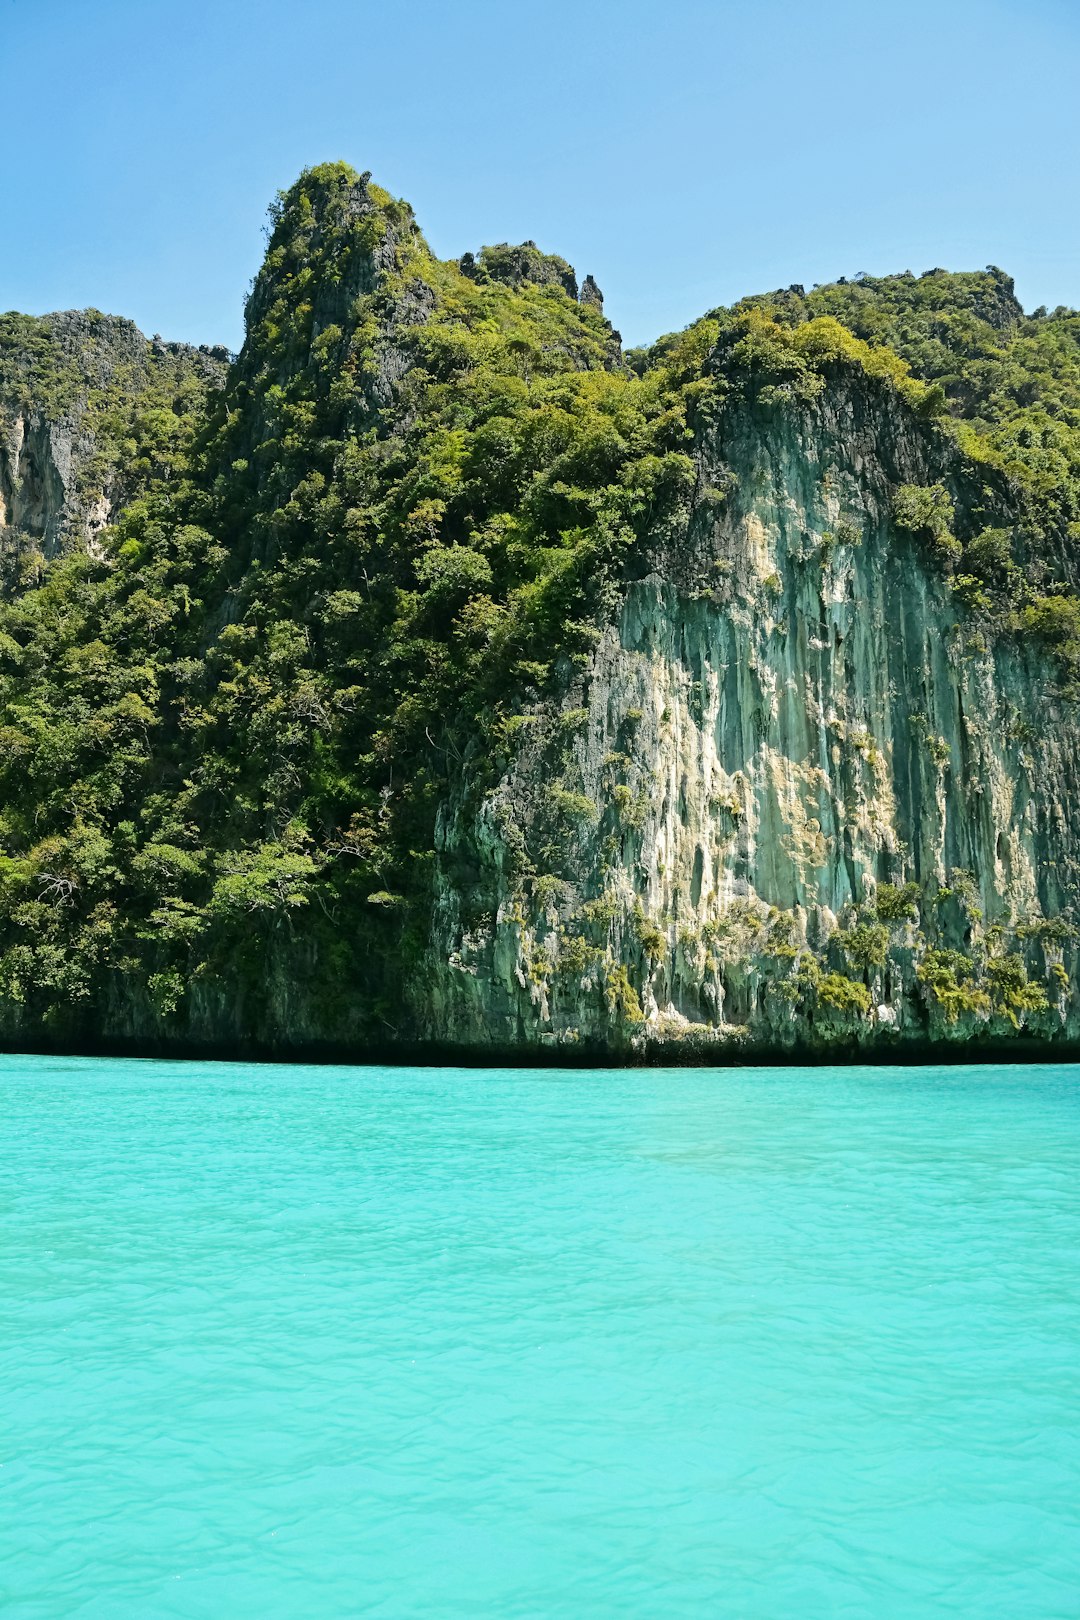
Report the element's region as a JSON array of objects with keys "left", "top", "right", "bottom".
[
  {"left": 875, "top": 882, "right": 921, "bottom": 924},
  {"left": 816, "top": 972, "right": 873, "bottom": 1019},
  {"left": 891, "top": 485, "right": 961, "bottom": 567},
  {"left": 836, "top": 921, "right": 888, "bottom": 970},
  {"left": 1015, "top": 592, "right": 1080, "bottom": 682},
  {"left": 916, "top": 944, "right": 1049, "bottom": 1028},
  {"left": 703, "top": 308, "right": 941, "bottom": 416}
]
